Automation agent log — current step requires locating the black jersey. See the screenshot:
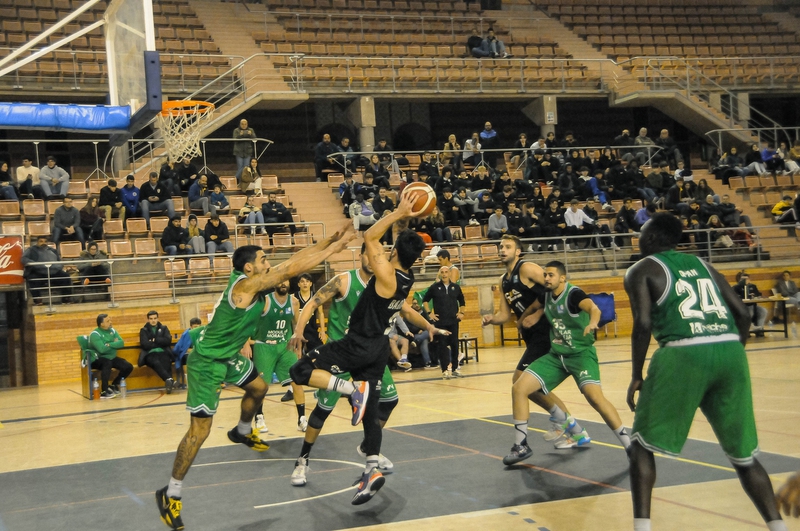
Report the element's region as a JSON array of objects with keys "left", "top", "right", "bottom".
[
  {"left": 501, "top": 259, "right": 550, "bottom": 338},
  {"left": 349, "top": 269, "right": 414, "bottom": 339},
  {"left": 295, "top": 292, "right": 320, "bottom": 342}
]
